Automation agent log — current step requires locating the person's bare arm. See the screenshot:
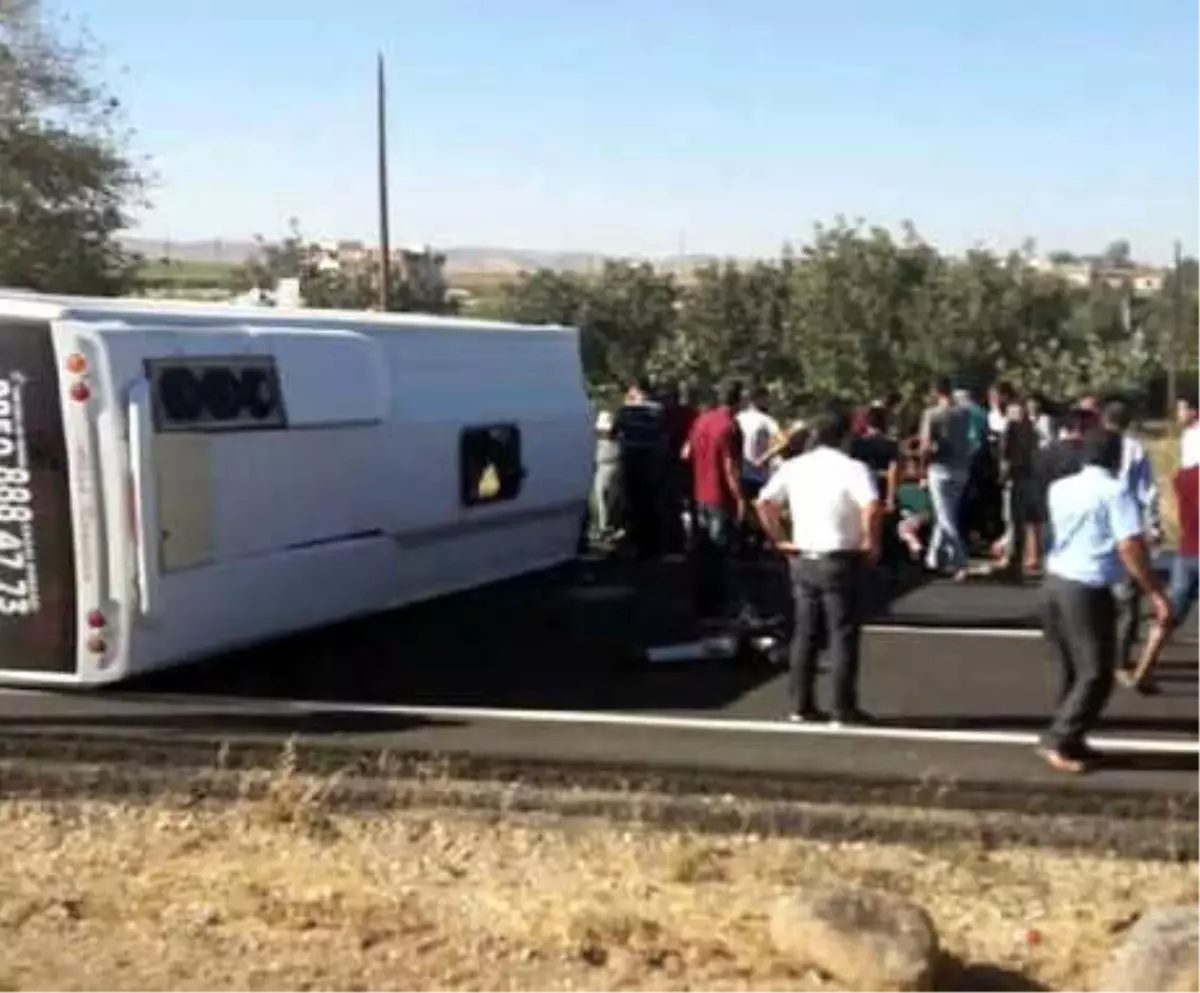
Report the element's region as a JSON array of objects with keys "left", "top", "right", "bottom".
[
  {"left": 754, "top": 431, "right": 789, "bottom": 468},
  {"left": 755, "top": 468, "right": 795, "bottom": 553},
  {"left": 884, "top": 458, "right": 899, "bottom": 511},
  {"left": 1113, "top": 482, "right": 1172, "bottom": 626},
  {"left": 860, "top": 499, "right": 883, "bottom": 563},
  {"left": 1117, "top": 535, "right": 1171, "bottom": 624},
  {"left": 918, "top": 409, "right": 933, "bottom": 460},
  {"left": 755, "top": 498, "right": 790, "bottom": 549},
  {"left": 849, "top": 463, "right": 882, "bottom": 562}
]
